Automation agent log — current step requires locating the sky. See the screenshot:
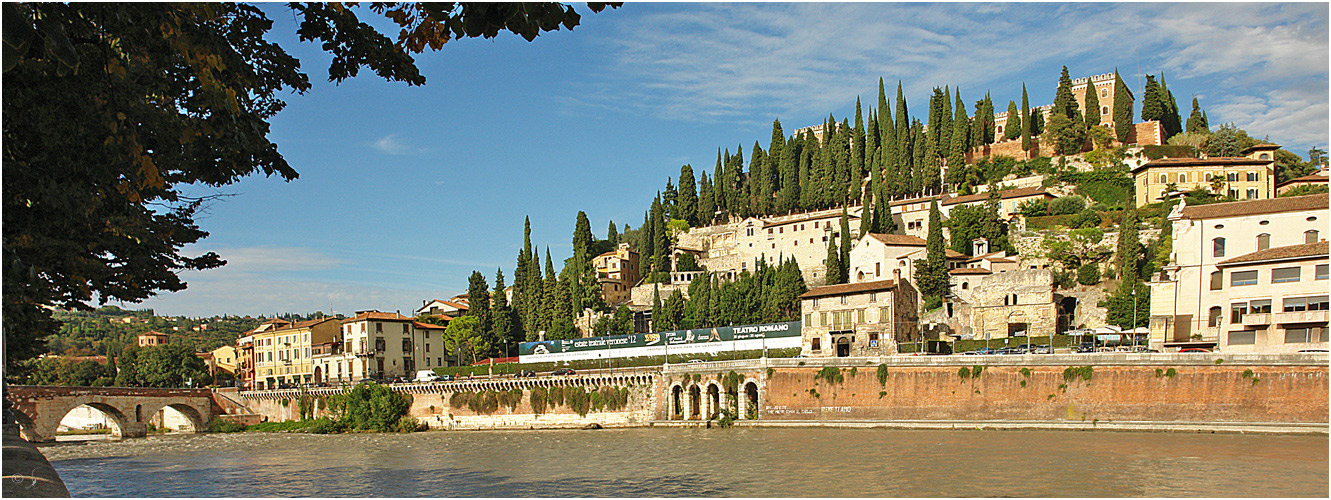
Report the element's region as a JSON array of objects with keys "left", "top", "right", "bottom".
[{"left": 139, "top": 2, "right": 1329, "bottom": 318}]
